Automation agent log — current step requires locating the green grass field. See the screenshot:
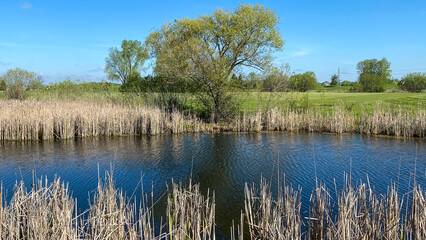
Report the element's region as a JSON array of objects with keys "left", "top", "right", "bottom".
[
  {"left": 2, "top": 90, "right": 425, "bottom": 116},
  {"left": 239, "top": 92, "right": 426, "bottom": 115}
]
